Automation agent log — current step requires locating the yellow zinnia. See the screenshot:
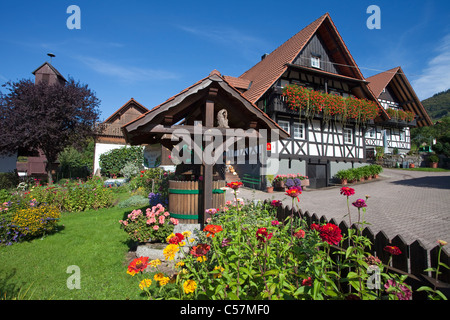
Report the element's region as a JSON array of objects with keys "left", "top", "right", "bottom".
[
  {"left": 196, "top": 256, "right": 207, "bottom": 263},
  {"left": 213, "top": 266, "right": 225, "bottom": 278},
  {"left": 139, "top": 279, "right": 152, "bottom": 290},
  {"left": 149, "top": 259, "right": 162, "bottom": 267},
  {"left": 166, "top": 233, "right": 176, "bottom": 243},
  {"left": 182, "top": 230, "right": 192, "bottom": 238},
  {"left": 154, "top": 272, "right": 165, "bottom": 281},
  {"left": 183, "top": 279, "right": 197, "bottom": 294},
  {"left": 159, "top": 276, "right": 170, "bottom": 286},
  {"left": 163, "top": 244, "right": 179, "bottom": 260}
]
